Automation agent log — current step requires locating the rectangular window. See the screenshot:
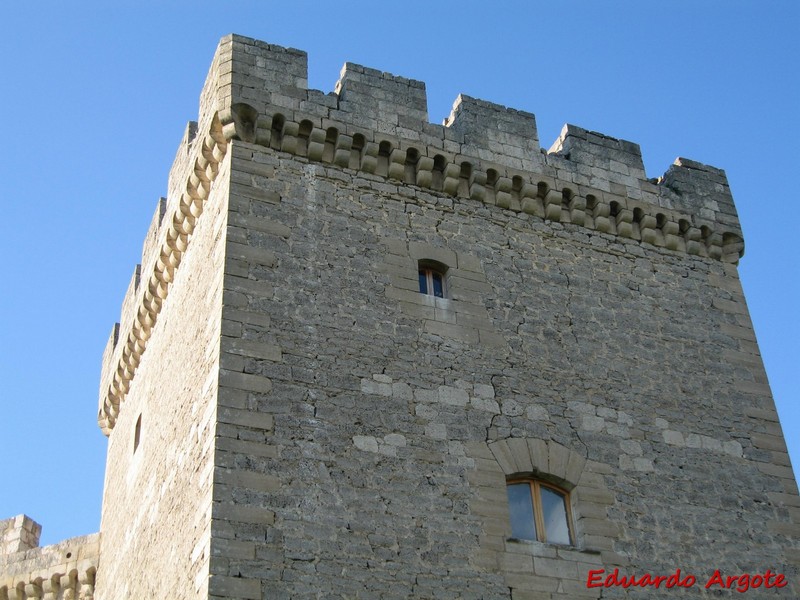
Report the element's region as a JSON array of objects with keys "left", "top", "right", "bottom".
[
  {"left": 419, "top": 268, "right": 445, "bottom": 298},
  {"left": 506, "top": 479, "right": 573, "bottom": 545}
]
